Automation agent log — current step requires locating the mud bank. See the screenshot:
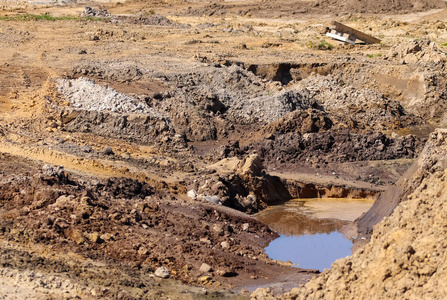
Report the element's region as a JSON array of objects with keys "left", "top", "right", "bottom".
[
  {"left": 255, "top": 129, "right": 447, "bottom": 299},
  {"left": 1, "top": 1, "right": 447, "bottom": 298},
  {"left": 283, "top": 180, "right": 380, "bottom": 200}
]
